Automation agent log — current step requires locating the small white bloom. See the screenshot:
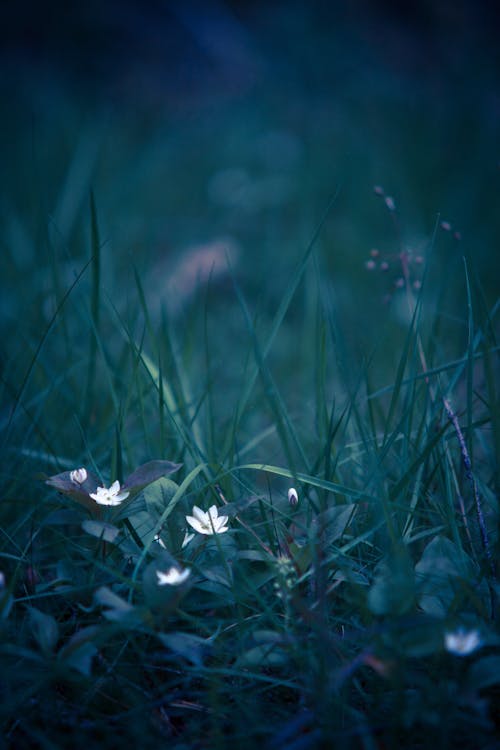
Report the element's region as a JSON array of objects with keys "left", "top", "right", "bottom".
[
  {"left": 288, "top": 487, "right": 299, "bottom": 506},
  {"left": 182, "top": 530, "right": 195, "bottom": 548},
  {"left": 444, "top": 628, "right": 482, "bottom": 656},
  {"left": 156, "top": 566, "right": 191, "bottom": 586},
  {"left": 70, "top": 467, "right": 88, "bottom": 484},
  {"left": 154, "top": 533, "right": 167, "bottom": 549},
  {"left": 185, "top": 504, "right": 229, "bottom": 536},
  {"left": 89, "top": 480, "right": 130, "bottom": 506}
]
